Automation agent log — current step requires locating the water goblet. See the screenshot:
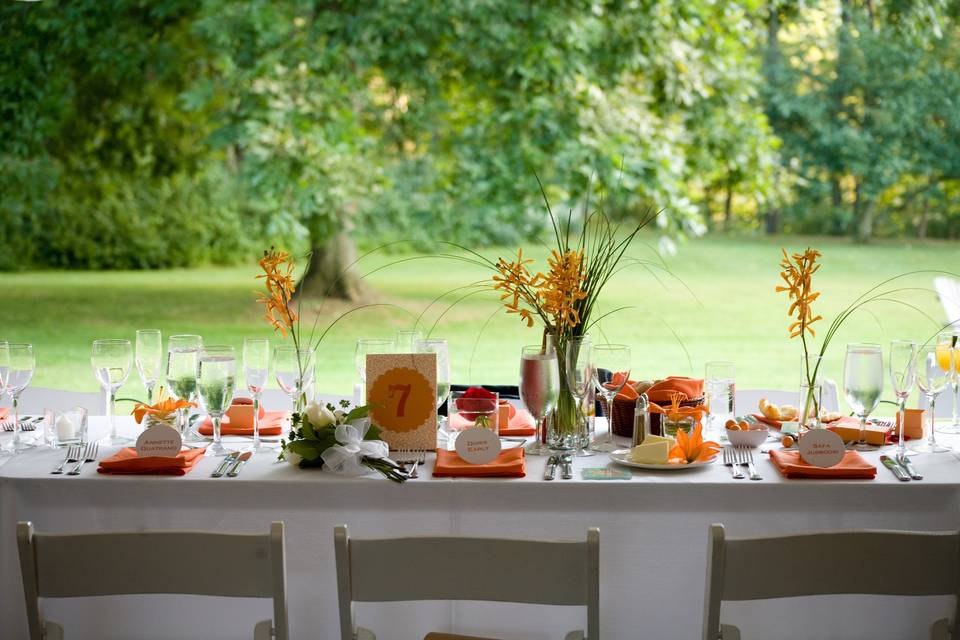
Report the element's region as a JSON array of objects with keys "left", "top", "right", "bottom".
[
  {"left": 166, "top": 334, "right": 202, "bottom": 438},
  {"left": 912, "top": 343, "right": 953, "bottom": 454},
  {"left": 843, "top": 343, "right": 883, "bottom": 451},
  {"left": 1, "top": 343, "right": 35, "bottom": 454},
  {"left": 92, "top": 339, "right": 133, "bottom": 446},
  {"left": 135, "top": 330, "right": 163, "bottom": 404},
  {"left": 198, "top": 346, "right": 237, "bottom": 457},
  {"left": 395, "top": 330, "right": 424, "bottom": 354},
  {"left": 520, "top": 345, "right": 560, "bottom": 455},
  {"left": 590, "top": 344, "right": 631, "bottom": 452},
  {"left": 243, "top": 338, "right": 270, "bottom": 453},
  {"left": 274, "top": 345, "right": 314, "bottom": 411},
  {"left": 889, "top": 340, "right": 917, "bottom": 461}
]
